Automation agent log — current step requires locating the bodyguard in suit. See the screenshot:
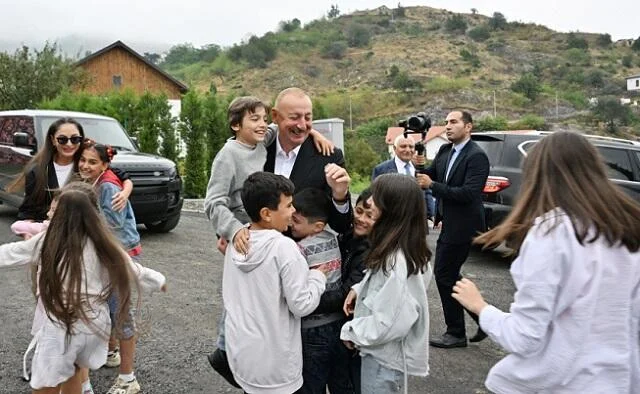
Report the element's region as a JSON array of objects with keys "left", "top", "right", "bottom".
[
  {"left": 417, "top": 110, "right": 490, "bottom": 348},
  {"left": 372, "top": 135, "right": 435, "bottom": 219},
  {"left": 264, "top": 87, "right": 352, "bottom": 233}
]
